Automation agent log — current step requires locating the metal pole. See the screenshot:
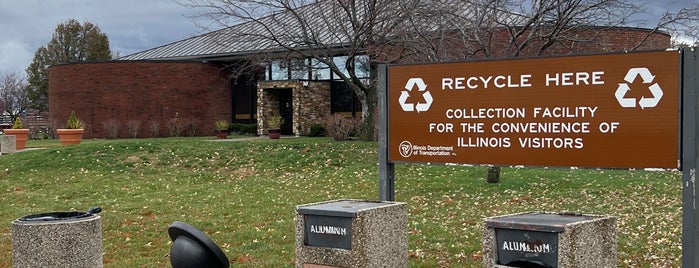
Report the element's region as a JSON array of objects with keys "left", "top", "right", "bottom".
[
  {"left": 378, "top": 64, "right": 395, "bottom": 201},
  {"left": 682, "top": 47, "right": 699, "bottom": 268}
]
